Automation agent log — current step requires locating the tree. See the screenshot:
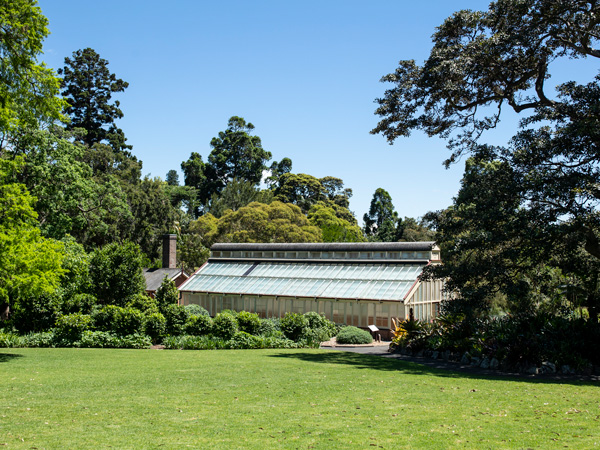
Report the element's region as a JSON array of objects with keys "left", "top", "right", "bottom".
[
  {"left": 212, "top": 201, "right": 322, "bottom": 243},
  {"left": 155, "top": 276, "right": 179, "bottom": 312},
  {"left": 363, "top": 188, "right": 400, "bottom": 242},
  {"left": 165, "top": 170, "right": 179, "bottom": 186},
  {"left": 371, "top": 0, "right": 600, "bottom": 164},
  {"left": 266, "top": 157, "right": 292, "bottom": 188},
  {"left": 207, "top": 116, "right": 272, "bottom": 191},
  {"left": 124, "top": 176, "right": 179, "bottom": 261},
  {"left": 59, "top": 48, "right": 142, "bottom": 184},
  {"left": 88, "top": 241, "right": 146, "bottom": 306},
  {"left": 308, "top": 202, "right": 364, "bottom": 242},
  {"left": 320, "top": 176, "right": 353, "bottom": 209},
  {"left": 0, "top": 157, "right": 65, "bottom": 313},
  {"left": 372, "top": 0, "right": 600, "bottom": 318},
  {"left": 398, "top": 217, "right": 435, "bottom": 242},
  {"left": 59, "top": 48, "right": 129, "bottom": 150},
  {"left": 0, "top": 0, "right": 65, "bottom": 144},
  {"left": 204, "top": 178, "right": 273, "bottom": 218},
  {"left": 274, "top": 173, "right": 326, "bottom": 213},
  {"left": 5, "top": 126, "right": 133, "bottom": 244},
  {"left": 181, "top": 151, "right": 209, "bottom": 216}
]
